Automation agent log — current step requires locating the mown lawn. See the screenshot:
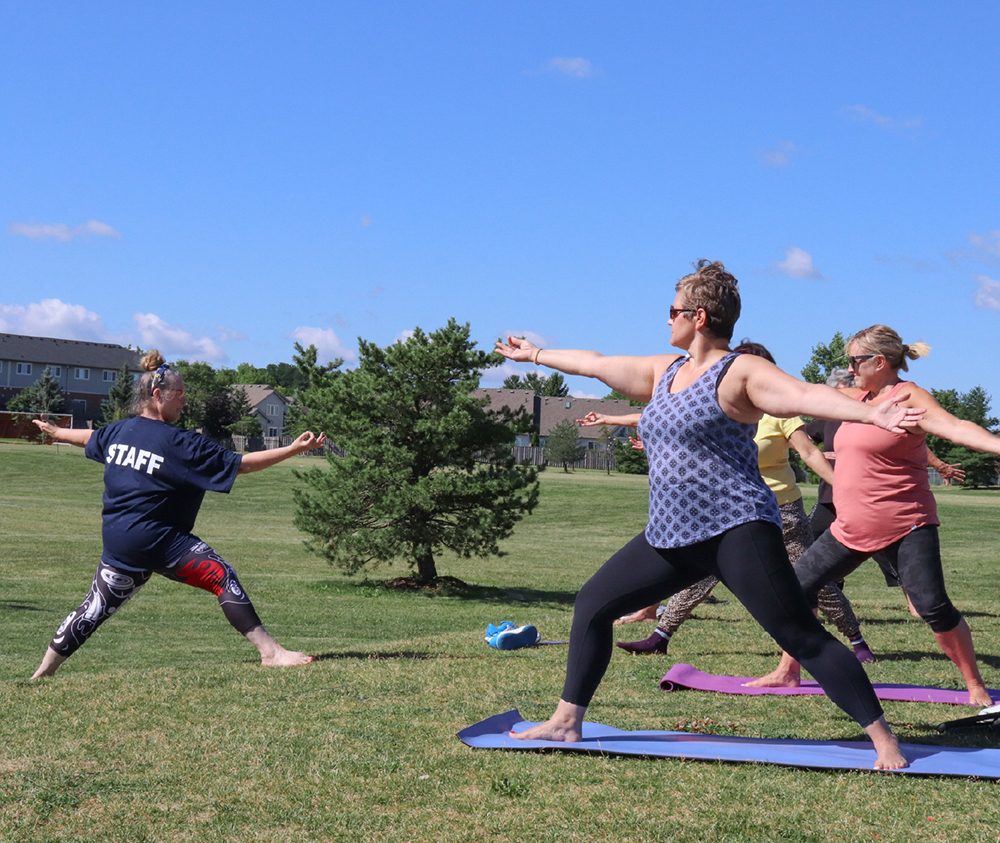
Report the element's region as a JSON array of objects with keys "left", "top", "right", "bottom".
[{"left": 2, "top": 441, "right": 1000, "bottom": 842}]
